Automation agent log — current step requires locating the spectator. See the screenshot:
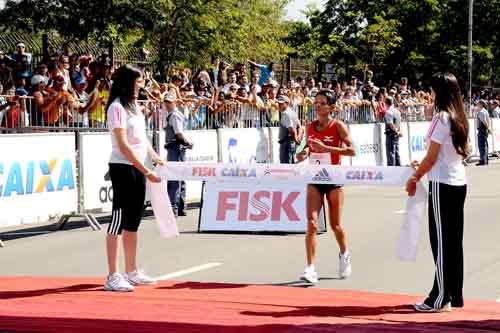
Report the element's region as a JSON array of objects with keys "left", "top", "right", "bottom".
[
  {"left": 14, "top": 76, "right": 29, "bottom": 96},
  {"left": 0, "top": 83, "right": 18, "bottom": 127},
  {"left": 11, "top": 42, "right": 32, "bottom": 65},
  {"left": 74, "top": 76, "right": 99, "bottom": 127},
  {"left": 476, "top": 100, "right": 491, "bottom": 166},
  {"left": 278, "top": 95, "right": 302, "bottom": 164},
  {"left": 89, "top": 78, "right": 110, "bottom": 128},
  {"left": 42, "top": 75, "right": 77, "bottom": 126},
  {"left": 223, "top": 72, "right": 238, "bottom": 94},
  {"left": 0, "top": 51, "right": 14, "bottom": 91},
  {"left": 55, "top": 55, "right": 72, "bottom": 92},
  {"left": 384, "top": 96, "right": 402, "bottom": 166},
  {"left": 248, "top": 60, "right": 274, "bottom": 87},
  {"left": 164, "top": 92, "right": 193, "bottom": 217}
]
